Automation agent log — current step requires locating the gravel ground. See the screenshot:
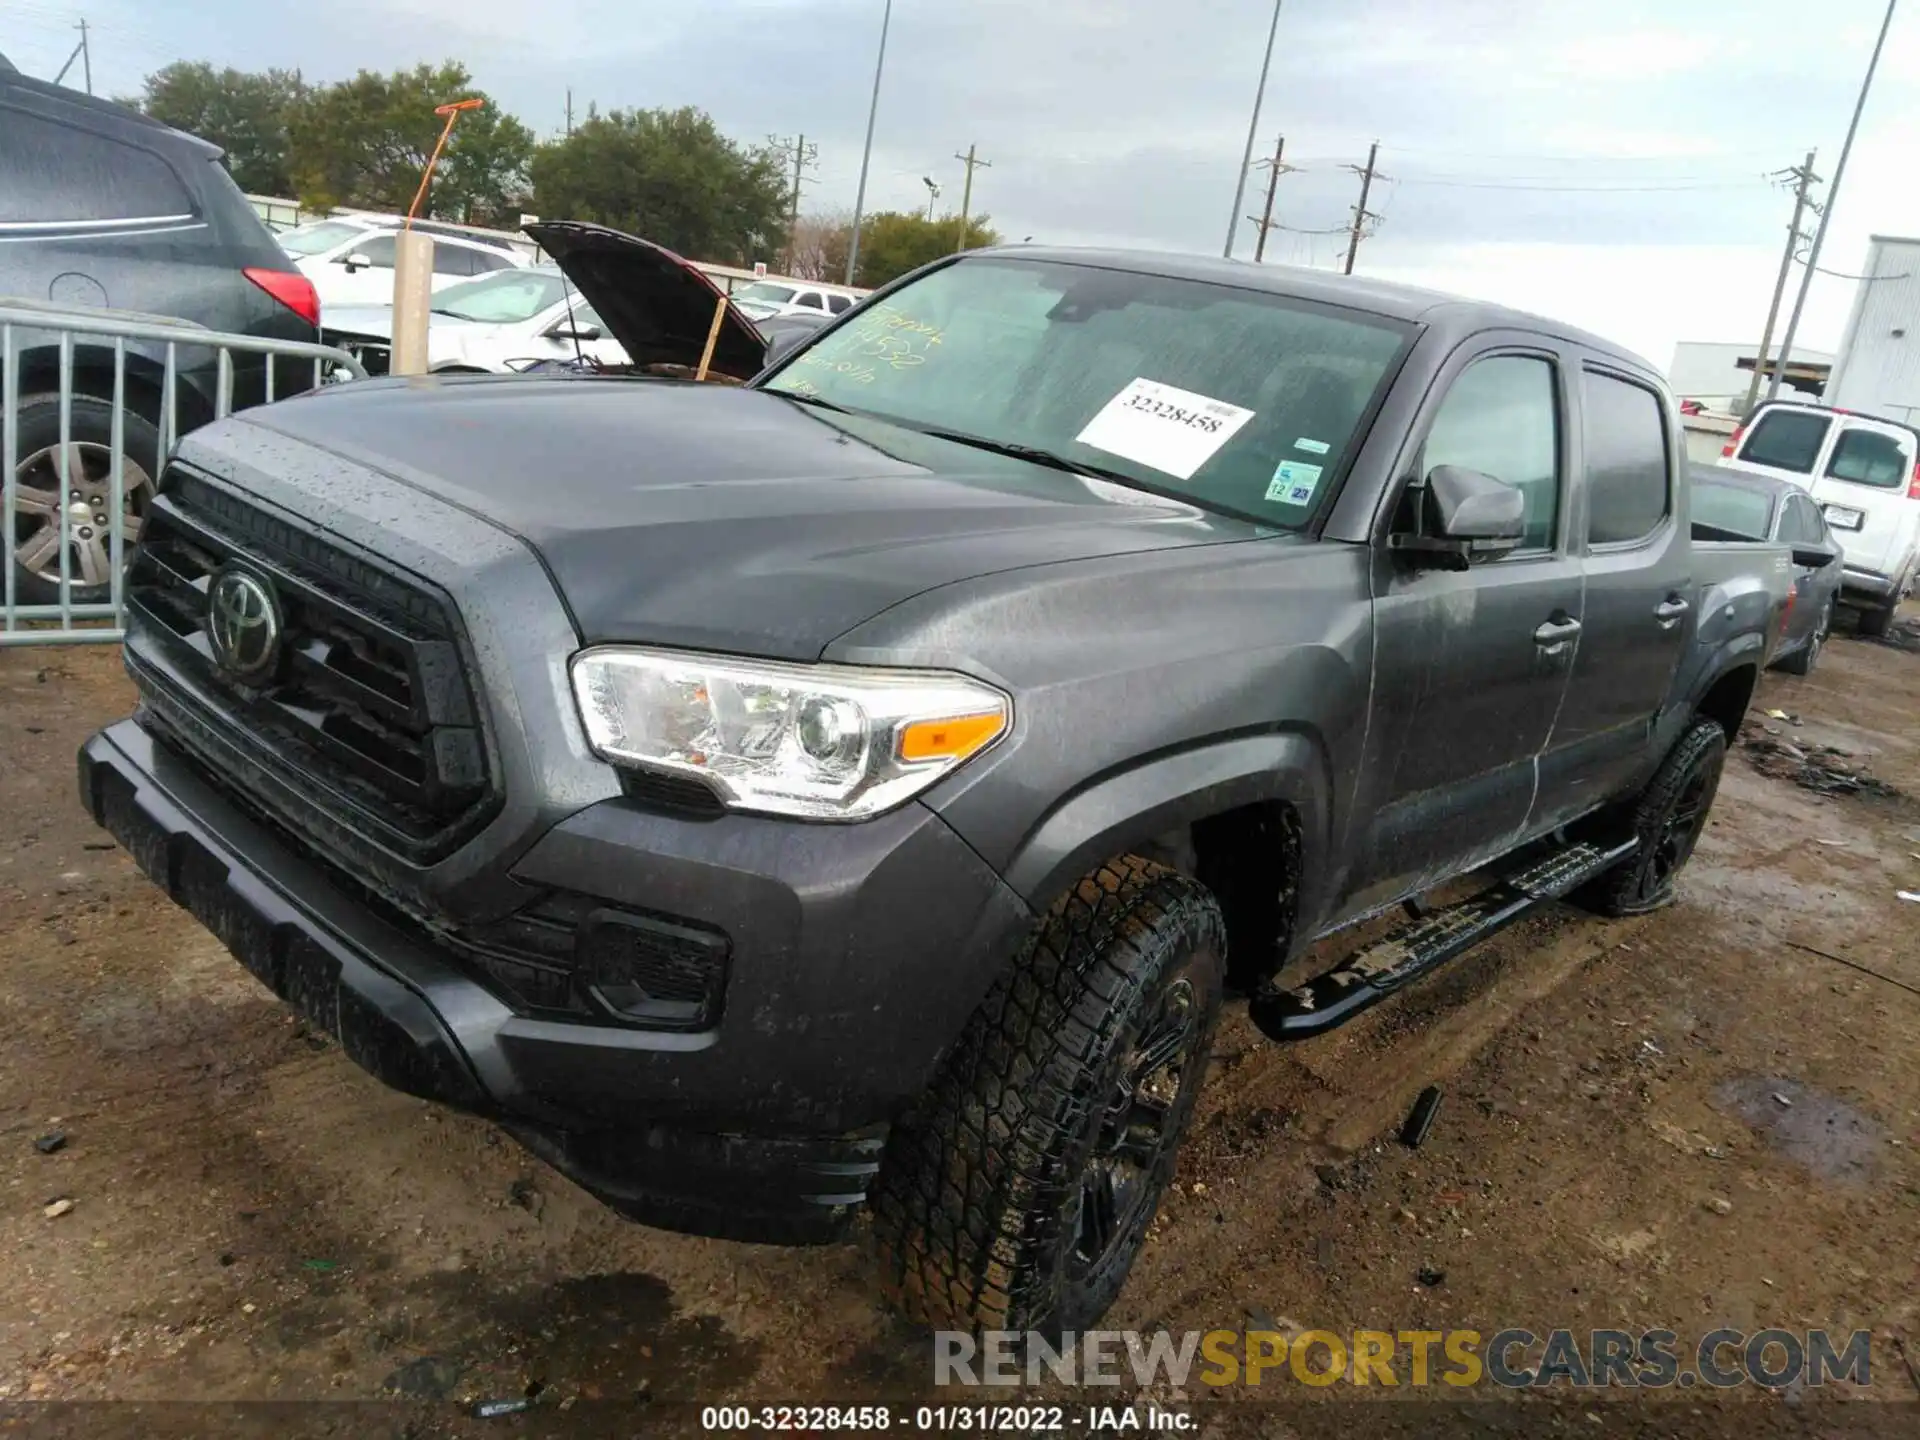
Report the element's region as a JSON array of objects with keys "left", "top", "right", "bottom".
[{"left": 2, "top": 608, "right": 1917, "bottom": 1438}]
